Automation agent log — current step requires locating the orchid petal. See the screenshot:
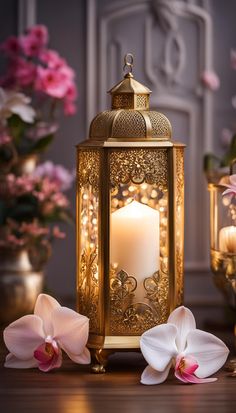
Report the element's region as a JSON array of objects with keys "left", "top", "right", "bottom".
[
  {"left": 185, "top": 329, "right": 229, "bottom": 378},
  {"left": 4, "top": 353, "right": 38, "bottom": 369},
  {"left": 175, "top": 370, "right": 217, "bottom": 384},
  {"left": 167, "top": 306, "right": 196, "bottom": 352},
  {"left": 34, "top": 294, "right": 60, "bottom": 336},
  {"left": 3, "top": 315, "right": 44, "bottom": 360},
  {"left": 229, "top": 175, "right": 236, "bottom": 186},
  {"left": 141, "top": 363, "right": 171, "bottom": 385},
  {"left": 52, "top": 307, "right": 89, "bottom": 356},
  {"left": 66, "top": 347, "right": 91, "bottom": 364},
  {"left": 140, "top": 323, "right": 178, "bottom": 372}
]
